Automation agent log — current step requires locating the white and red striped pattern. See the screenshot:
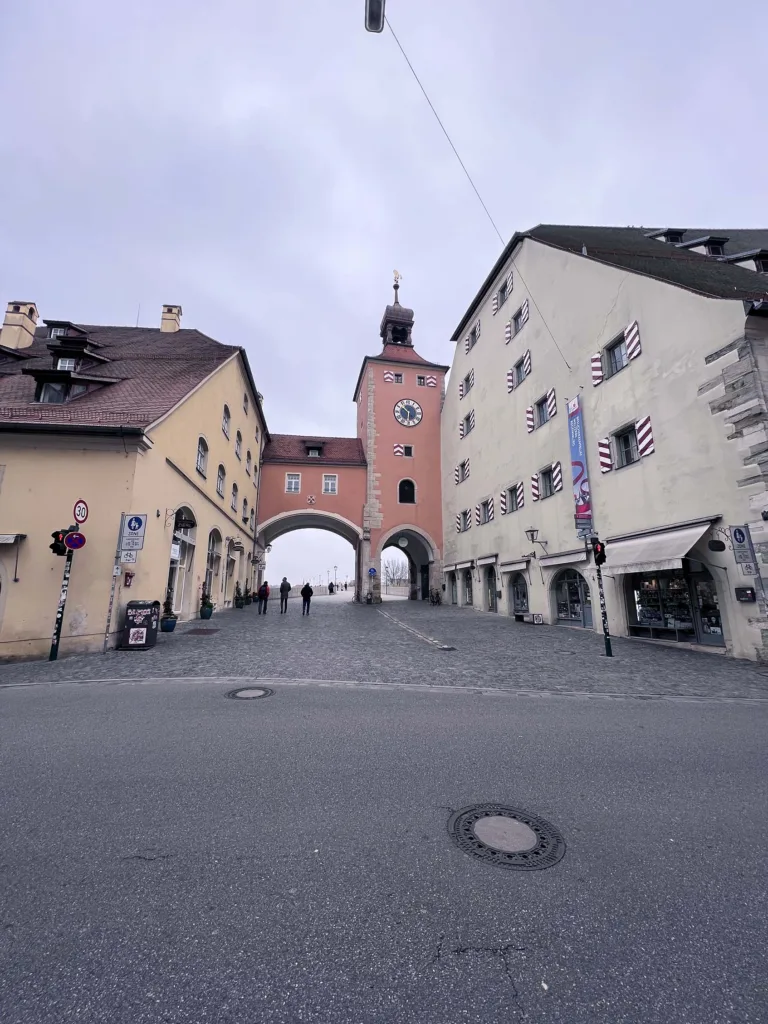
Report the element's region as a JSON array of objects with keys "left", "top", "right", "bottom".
[
  {"left": 506, "top": 368, "right": 516, "bottom": 393},
  {"left": 515, "top": 481, "right": 524, "bottom": 508},
  {"left": 526, "top": 406, "right": 535, "bottom": 433},
  {"left": 591, "top": 352, "right": 603, "bottom": 386},
  {"left": 465, "top": 509, "right": 471, "bottom": 530},
  {"left": 464, "top": 457, "right": 470, "bottom": 478},
  {"left": 546, "top": 388, "right": 557, "bottom": 418},
  {"left": 500, "top": 489, "right": 507, "bottom": 514},
  {"left": 492, "top": 293, "right": 498, "bottom": 314},
  {"left": 475, "top": 504, "right": 481, "bottom": 526},
  {"left": 458, "top": 379, "right": 464, "bottom": 399},
  {"left": 505, "top": 320, "right": 512, "bottom": 344},
  {"left": 455, "top": 513, "right": 462, "bottom": 533},
  {"left": 469, "top": 409, "right": 475, "bottom": 431},
  {"left": 636, "top": 415, "right": 654, "bottom": 456},
  {"left": 625, "top": 320, "right": 642, "bottom": 360},
  {"left": 487, "top": 496, "right": 494, "bottom": 520},
  {"left": 394, "top": 444, "right": 405, "bottom": 456},
  {"left": 523, "top": 349, "right": 531, "bottom": 376},
  {"left": 552, "top": 461, "right": 563, "bottom": 491},
  {"left": 426, "top": 375, "right": 437, "bottom": 387},
  {"left": 474, "top": 318, "right": 481, "bottom": 338},
  {"left": 469, "top": 369, "right": 474, "bottom": 389},
  {"left": 454, "top": 465, "right": 460, "bottom": 484},
  {"left": 383, "top": 370, "right": 395, "bottom": 383},
  {"left": 459, "top": 420, "right": 465, "bottom": 439},
  {"left": 519, "top": 299, "right": 529, "bottom": 327},
  {"left": 531, "top": 473, "right": 540, "bottom": 501},
  {"left": 505, "top": 269, "right": 513, "bottom": 294},
  {"left": 598, "top": 437, "right": 613, "bottom": 473},
  {"left": 464, "top": 335, "right": 470, "bottom": 354}
]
